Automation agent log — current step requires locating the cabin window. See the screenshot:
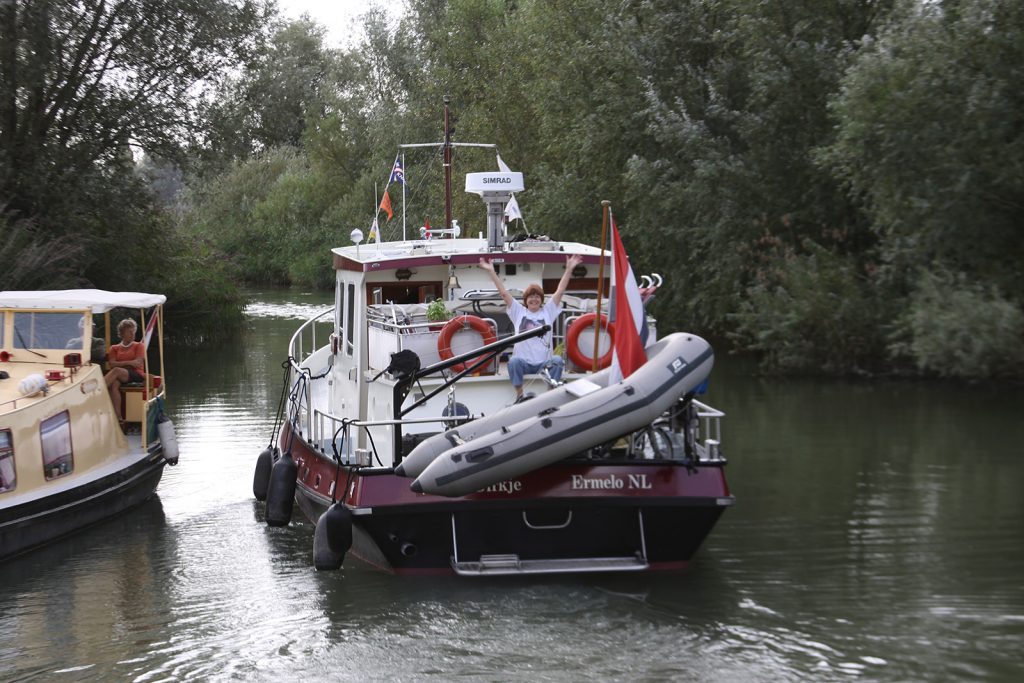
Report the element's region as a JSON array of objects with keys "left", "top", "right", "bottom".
[
  {"left": 345, "top": 283, "right": 355, "bottom": 356},
  {"left": 336, "top": 283, "right": 345, "bottom": 339},
  {"left": 0, "top": 430, "right": 15, "bottom": 493},
  {"left": 40, "top": 411, "right": 73, "bottom": 480},
  {"left": 13, "top": 312, "right": 81, "bottom": 350},
  {"left": 368, "top": 282, "right": 442, "bottom": 305}
]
